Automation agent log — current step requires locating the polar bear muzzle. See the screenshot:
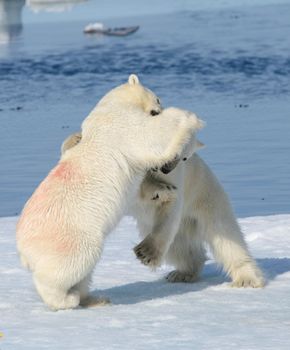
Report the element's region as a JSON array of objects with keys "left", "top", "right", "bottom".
[{"left": 160, "top": 156, "right": 180, "bottom": 174}]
